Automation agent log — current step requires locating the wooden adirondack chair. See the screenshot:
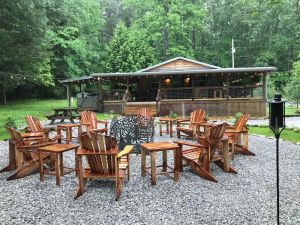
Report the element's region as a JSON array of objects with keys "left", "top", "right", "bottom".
[
  {"left": 225, "top": 113, "right": 254, "bottom": 157},
  {"left": 4, "top": 127, "right": 57, "bottom": 181},
  {"left": 25, "top": 115, "right": 61, "bottom": 141},
  {"left": 80, "top": 110, "right": 108, "bottom": 135},
  {"left": 137, "top": 107, "right": 154, "bottom": 128},
  {"left": 75, "top": 132, "right": 133, "bottom": 200},
  {"left": 176, "top": 109, "right": 206, "bottom": 139},
  {"left": 175, "top": 123, "right": 236, "bottom": 182},
  {"left": 137, "top": 107, "right": 153, "bottom": 120}
]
